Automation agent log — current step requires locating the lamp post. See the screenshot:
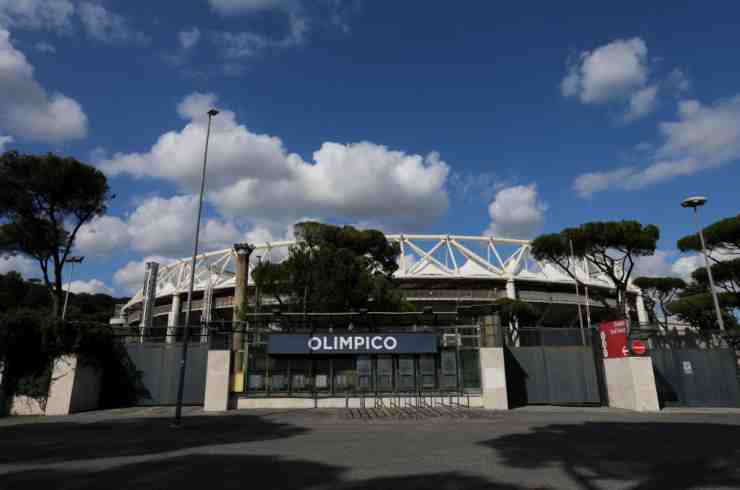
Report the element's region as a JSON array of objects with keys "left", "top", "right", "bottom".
[
  {"left": 173, "top": 108, "right": 219, "bottom": 427},
  {"left": 61, "top": 256, "right": 84, "bottom": 320},
  {"left": 681, "top": 196, "right": 725, "bottom": 331}
]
